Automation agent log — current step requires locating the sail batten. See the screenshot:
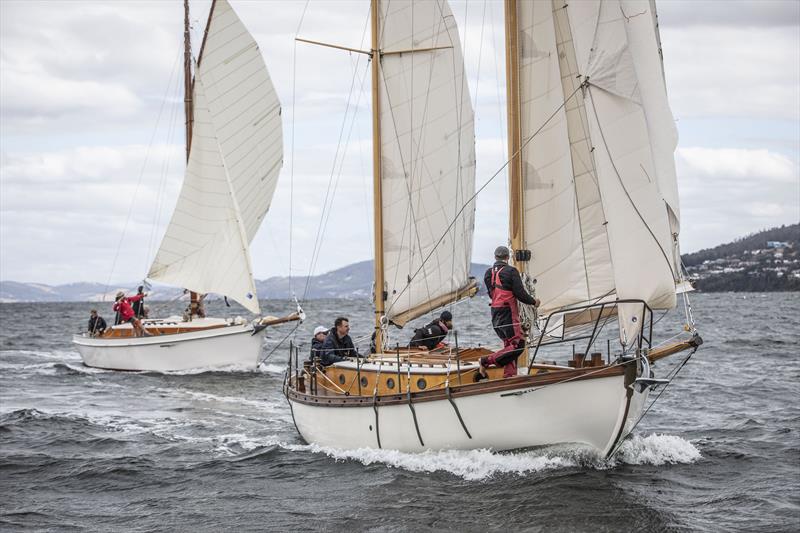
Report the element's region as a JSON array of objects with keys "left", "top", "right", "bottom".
[
  {"left": 148, "top": 0, "right": 282, "bottom": 314},
  {"left": 378, "top": 0, "right": 476, "bottom": 326}
]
